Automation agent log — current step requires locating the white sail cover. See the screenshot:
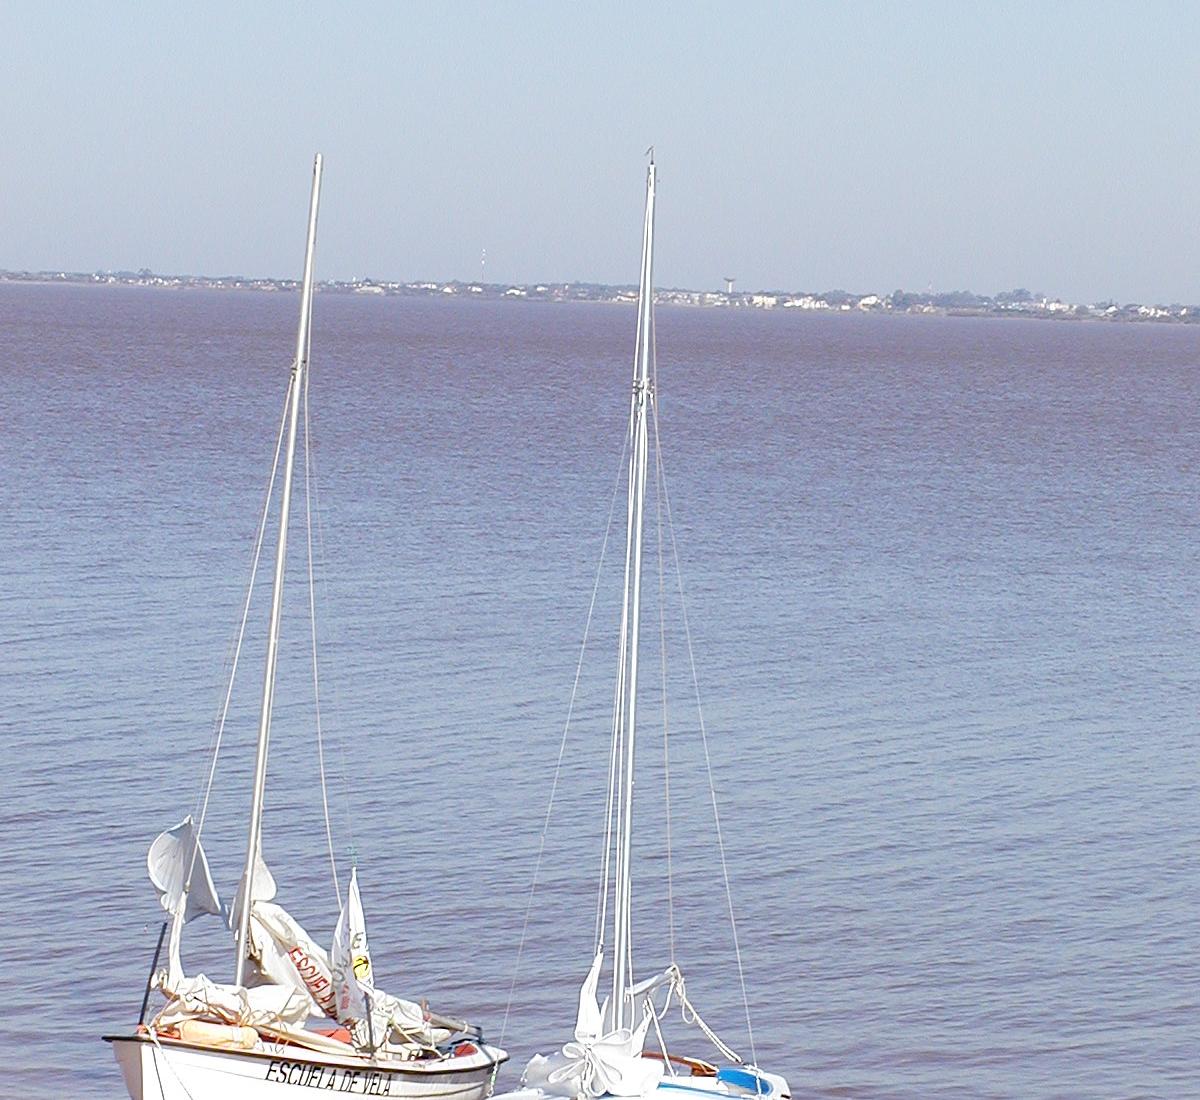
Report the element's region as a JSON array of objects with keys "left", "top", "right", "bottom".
[
  {"left": 522, "top": 954, "right": 664, "bottom": 1099},
  {"left": 155, "top": 972, "right": 313, "bottom": 1031}
]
